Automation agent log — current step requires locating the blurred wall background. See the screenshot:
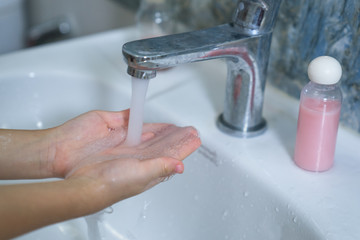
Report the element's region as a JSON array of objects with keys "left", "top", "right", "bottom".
[
  {"left": 0, "top": 0, "right": 135, "bottom": 54},
  {"left": 0, "top": 0, "right": 26, "bottom": 54},
  {"left": 26, "top": 0, "right": 134, "bottom": 38}
]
